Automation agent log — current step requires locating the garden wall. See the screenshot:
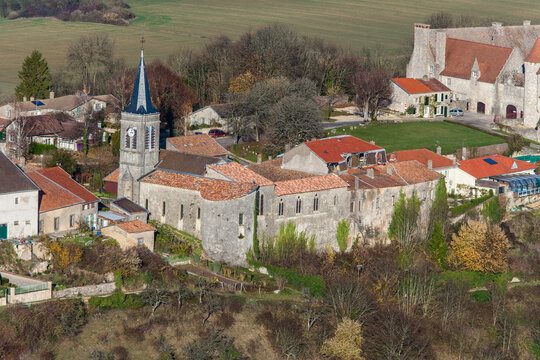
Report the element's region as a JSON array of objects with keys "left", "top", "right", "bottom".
[{"left": 54, "top": 282, "right": 116, "bottom": 299}]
